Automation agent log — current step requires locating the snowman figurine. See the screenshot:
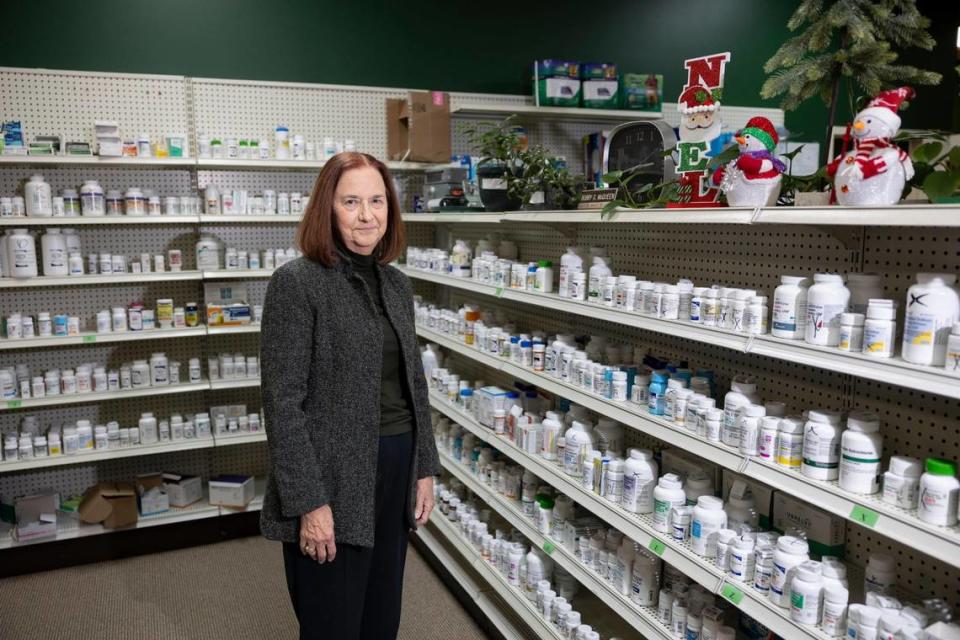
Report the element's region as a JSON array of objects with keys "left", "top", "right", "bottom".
[
  {"left": 829, "top": 87, "right": 915, "bottom": 206},
  {"left": 712, "top": 116, "right": 785, "bottom": 207}
]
